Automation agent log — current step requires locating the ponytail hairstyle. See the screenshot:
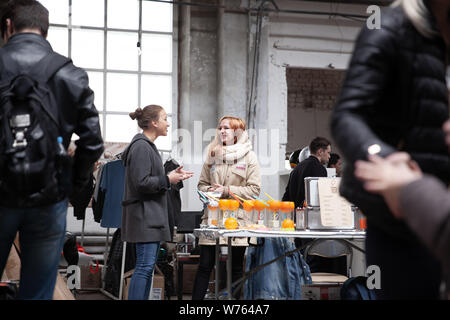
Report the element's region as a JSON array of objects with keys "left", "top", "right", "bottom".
[{"left": 129, "top": 104, "right": 164, "bottom": 130}]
